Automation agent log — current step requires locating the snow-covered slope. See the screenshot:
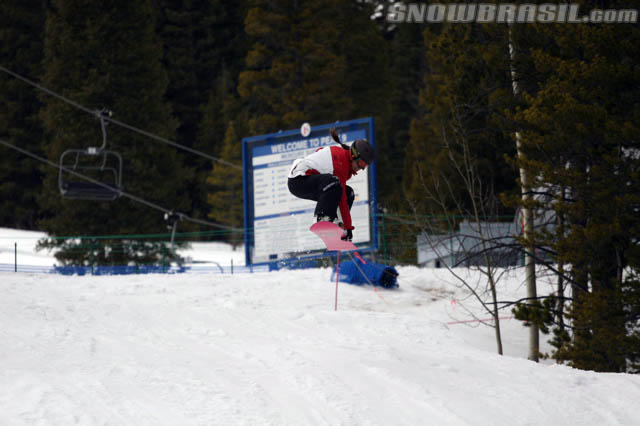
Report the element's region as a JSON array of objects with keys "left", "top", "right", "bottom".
[
  {"left": 0, "top": 228, "right": 52, "bottom": 266},
  {"left": 2, "top": 266, "right": 639, "bottom": 425},
  {"left": 0, "top": 227, "right": 245, "bottom": 268}
]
